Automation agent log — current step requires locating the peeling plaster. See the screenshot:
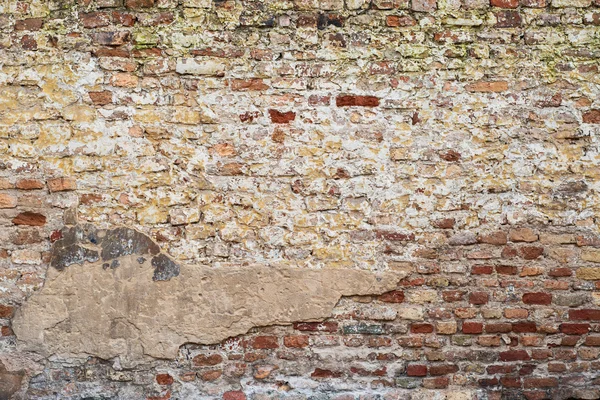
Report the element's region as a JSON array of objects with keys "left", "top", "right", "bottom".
[{"left": 13, "top": 226, "right": 404, "bottom": 366}]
